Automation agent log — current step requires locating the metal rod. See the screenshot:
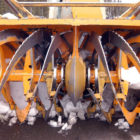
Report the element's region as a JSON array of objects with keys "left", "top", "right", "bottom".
[
  {"left": 18, "top": 2, "right": 135, "bottom": 7},
  {"left": 5, "top": 0, "right": 23, "bottom": 18},
  {"left": 121, "top": 1, "right": 140, "bottom": 18},
  {"left": 130, "top": 7, "right": 140, "bottom": 19}
]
